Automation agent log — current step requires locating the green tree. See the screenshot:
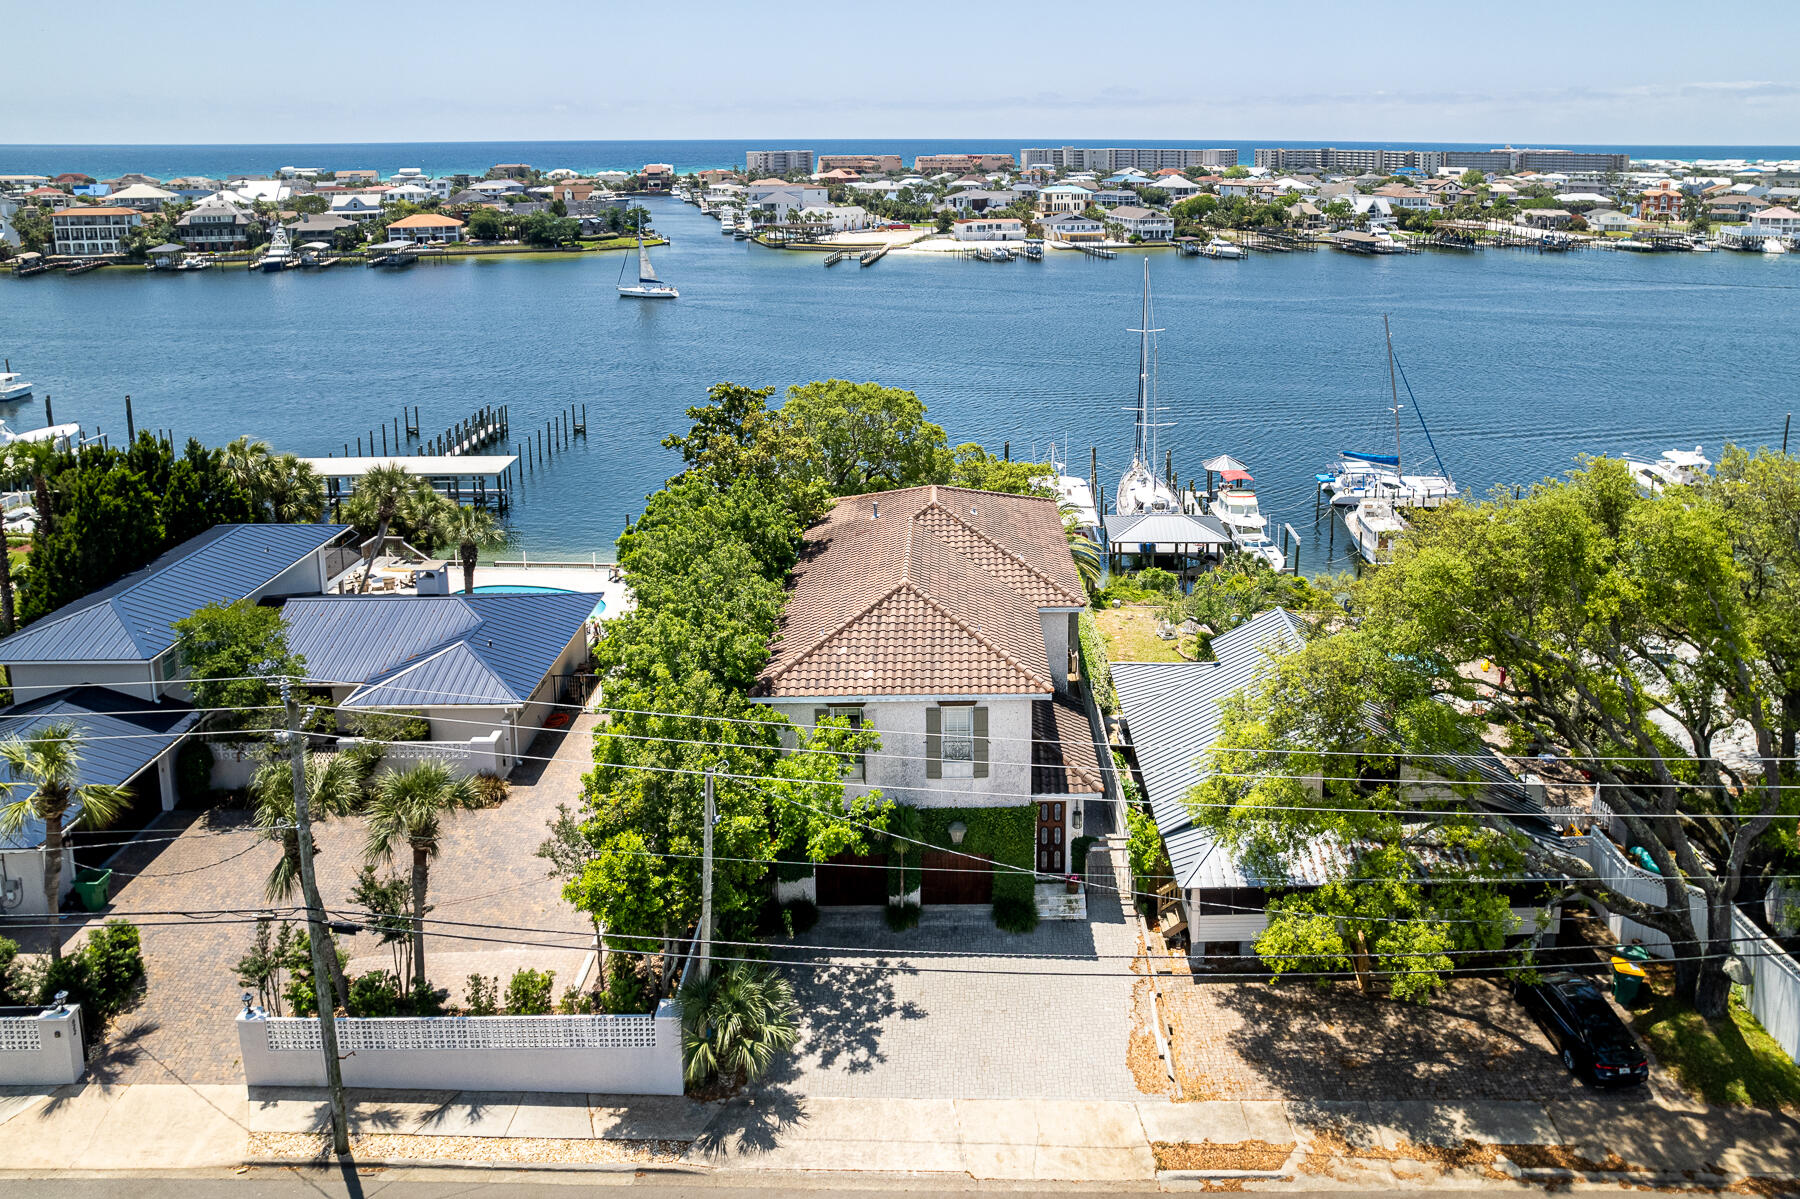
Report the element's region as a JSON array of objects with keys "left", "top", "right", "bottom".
[
  {"left": 161, "top": 439, "right": 254, "bottom": 545},
  {"left": 677, "top": 961, "right": 800, "bottom": 1085},
  {"left": 1196, "top": 453, "right": 1800, "bottom": 1015},
  {"left": 20, "top": 456, "right": 162, "bottom": 624},
  {"left": 934, "top": 210, "right": 953, "bottom": 233},
  {"left": 362, "top": 762, "right": 480, "bottom": 988},
  {"left": 781, "top": 380, "right": 951, "bottom": 494},
  {"left": 1458, "top": 168, "right": 1488, "bottom": 188},
  {"left": 945, "top": 444, "right": 1050, "bottom": 495},
  {"left": 173, "top": 599, "right": 304, "bottom": 730},
  {"left": 0, "top": 724, "right": 131, "bottom": 961}
]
